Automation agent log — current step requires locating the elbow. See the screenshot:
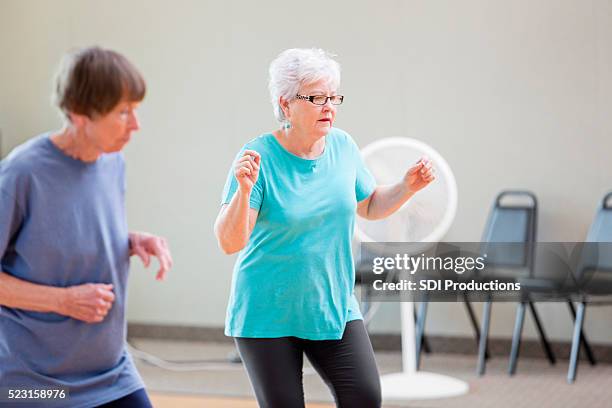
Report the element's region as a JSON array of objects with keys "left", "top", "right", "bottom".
[
  {"left": 214, "top": 216, "right": 249, "bottom": 255},
  {"left": 361, "top": 209, "right": 386, "bottom": 221},
  {"left": 357, "top": 210, "right": 371, "bottom": 220},
  {"left": 358, "top": 213, "right": 383, "bottom": 221},
  {"left": 214, "top": 227, "right": 246, "bottom": 255},
  {"left": 357, "top": 206, "right": 380, "bottom": 221},
  {"left": 218, "top": 242, "right": 243, "bottom": 255}
]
